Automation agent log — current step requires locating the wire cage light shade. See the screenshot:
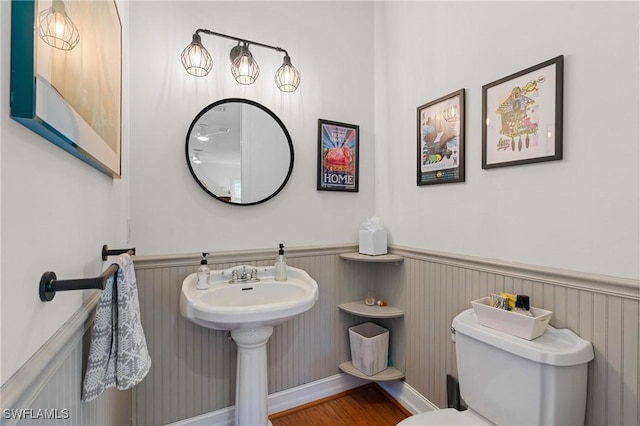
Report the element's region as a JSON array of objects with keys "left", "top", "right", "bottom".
[
  {"left": 231, "top": 44, "right": 260, "bottom": 85},
  {"left": 37, "top": 0, "right": 79, "bottom": 51},
  {"left": 181, "top": 34, "right": 213, "bottom": 77},
  {"left": 275, "top": 55, "right": 301, "bottom": 93}
]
